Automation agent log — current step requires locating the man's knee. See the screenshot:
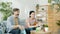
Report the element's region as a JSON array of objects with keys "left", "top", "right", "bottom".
[{"left": 9, "top": 29, "right": 21, "bottom": 34}]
